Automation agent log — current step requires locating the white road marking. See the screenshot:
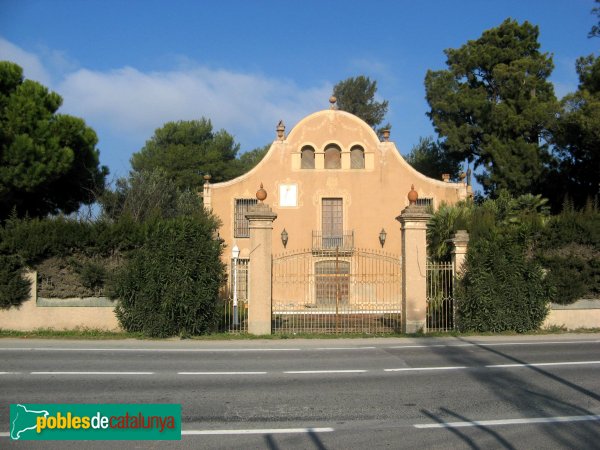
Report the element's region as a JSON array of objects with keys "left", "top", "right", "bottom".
[
  {"left": 1, "top": 339, "right": 598, "bottom": 354},
  {"left": 178, "top": 372, "right": 267, "bottom": 375},
  {"left": 284, "top": 370, "right": 368, "bottom": 374},
  {"left": 487, "top": 361, "right": 600, "bottom": 368},
  {"left": 388, "top": 340, "right": 600, "bottom": 349},
  {"left": 0, "top": 347, "right": 301, "bottom": 352},
  {"left": 414, "top": 414, "right": 600, "bottom": 429},
  {"left": 315, "top": 346, "right": 376, "bottom": 350},
  {"left": 30, "top": 371, "right": 154, "bottom": 375},
  {"left": 0, "top": 428, "right": 336, "bottom": 438},
  {"left": 385, "top": 366, "right": 467, "bottom": 372},
  {"left": 182, "top": 427, "right": 334, "bottom": 435},
  {"left": 7, "top": 360, "right": 600, "bottom": 377},
  {"left": 388, "top": 344, "right": 462, "bottom": 348}
]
